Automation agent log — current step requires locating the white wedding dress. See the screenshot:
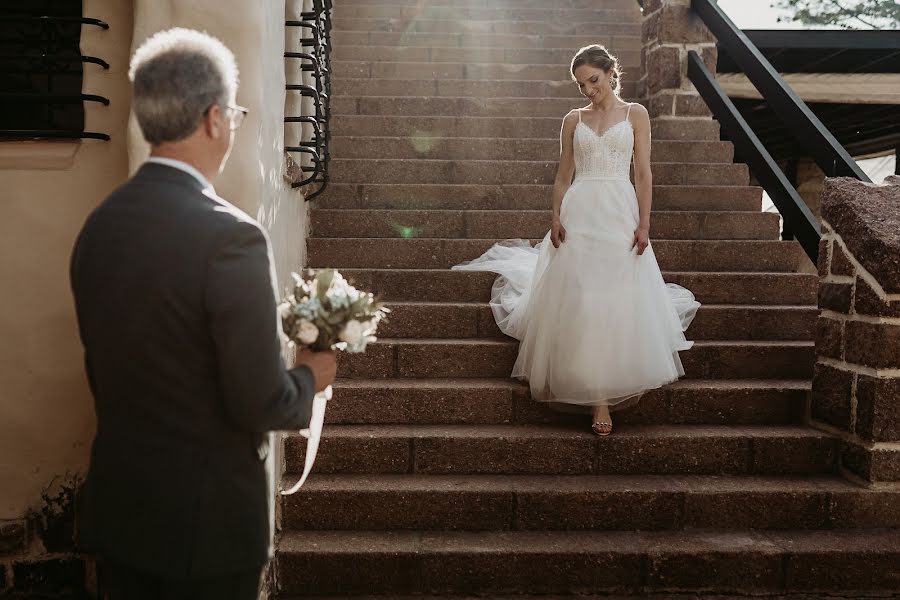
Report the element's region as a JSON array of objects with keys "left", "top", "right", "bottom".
[{"left": 453, "top": 104, "right": 700, "bottom": 408}]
